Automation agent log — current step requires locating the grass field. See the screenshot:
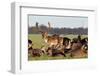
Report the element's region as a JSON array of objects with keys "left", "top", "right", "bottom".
[{"left": 28, "top": 34, "right": 88, "bottom": 61}]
